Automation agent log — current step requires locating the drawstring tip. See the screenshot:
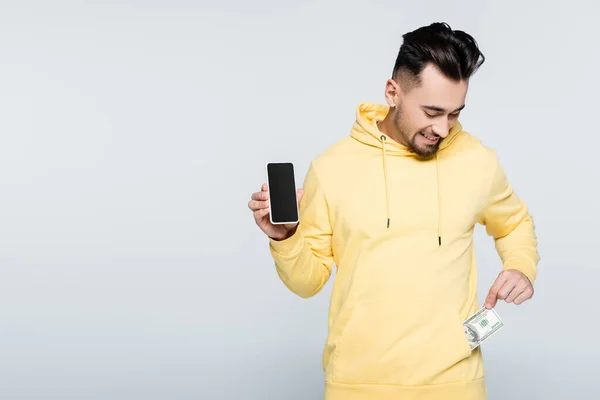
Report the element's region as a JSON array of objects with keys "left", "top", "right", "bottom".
[
  {"left": 387, "top": 218, "right": 390, "bottom": 228},
  {"left": 438, "top": 236, "right": 442, "bottom": 246}
]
